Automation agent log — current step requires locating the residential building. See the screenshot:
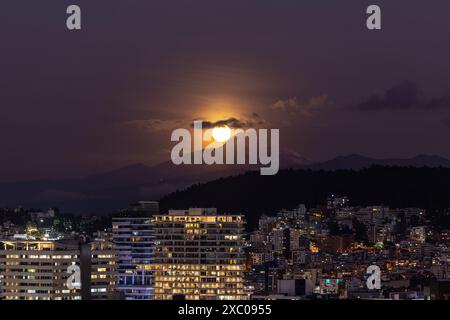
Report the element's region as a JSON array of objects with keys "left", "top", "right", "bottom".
[{"left": 153, "top": 208, "right": 247, "bottom": 300}]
